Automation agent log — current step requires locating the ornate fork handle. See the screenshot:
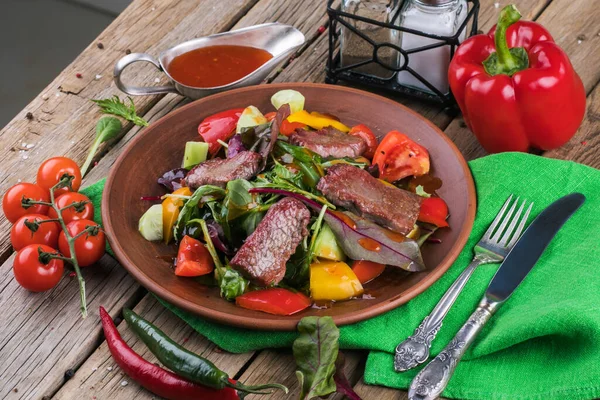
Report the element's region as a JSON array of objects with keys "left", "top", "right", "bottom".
[
  {"left": 408, "top": 299, "right": 500, "bottom": 400},
  {"left": 395, "top": 256, "right": 492, "bottom": 372}
]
